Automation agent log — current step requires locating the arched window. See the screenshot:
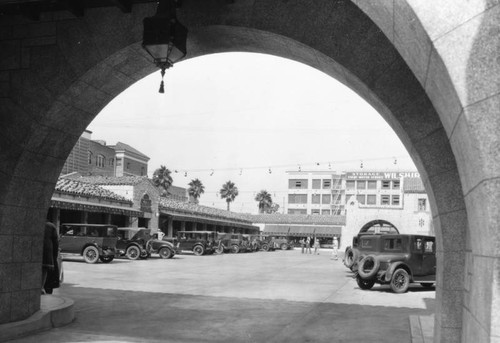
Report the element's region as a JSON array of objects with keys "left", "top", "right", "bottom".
[{"left": 97, "top": 154, "right": 105, "bottom": 168}]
